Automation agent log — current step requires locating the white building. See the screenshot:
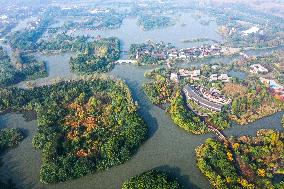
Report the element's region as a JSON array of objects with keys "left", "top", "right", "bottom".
[
  {"left": 178, "top": 52, "right": 187, "bottom": 59},
  {"left": 192, "top": 69, "right": 201, "bottom": 77},
  {"left": 210, "top": 74, "right": 218, "bottom": 81},
  {"left": 170, "top": 72, "right": 179, "bottom": 83},
  {"left": 169, "top": 52, "right": 178, "bottom": 59},
  {"left": 0, "top": 15, "right": 8, "bottom": 20},
  {"left": 218, "top": 74, "right": 230, "bottom": 82},
  {"left": 242, "top": 26, "right": 260, "bottom": 36},
  {"left": 210, "top": 74, "right": 230, "bottom": 82},
  {"left": 179, "top": 69, "right": 191, "bottom": 77},
  {"left": 250, "top": 64, "right": 268, "bottom": 74},
  {"left": 179, "top": 69, "right": 201, "bottom": 78}
]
